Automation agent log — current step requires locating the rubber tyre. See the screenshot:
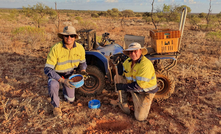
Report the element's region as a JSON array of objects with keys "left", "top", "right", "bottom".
[
  {"left": 78, "top": 65, "right": 105, "bottom": 96},
  {"left": 154, "top": 72, "right": 175, "bottom": 100}
]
